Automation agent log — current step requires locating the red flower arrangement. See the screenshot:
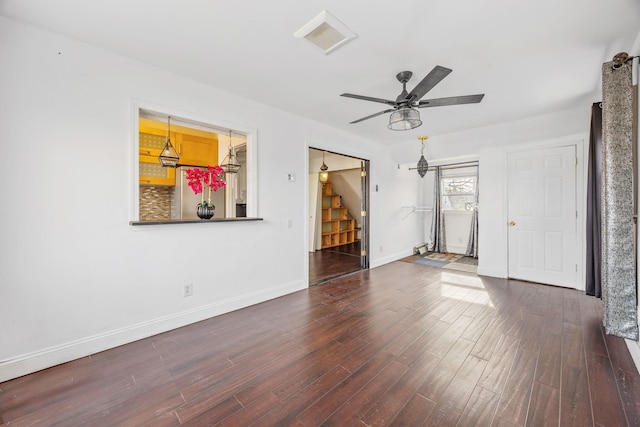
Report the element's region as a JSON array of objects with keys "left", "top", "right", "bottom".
[{"left": 185, "top": 165, "right": 226, "bottom": 207}]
